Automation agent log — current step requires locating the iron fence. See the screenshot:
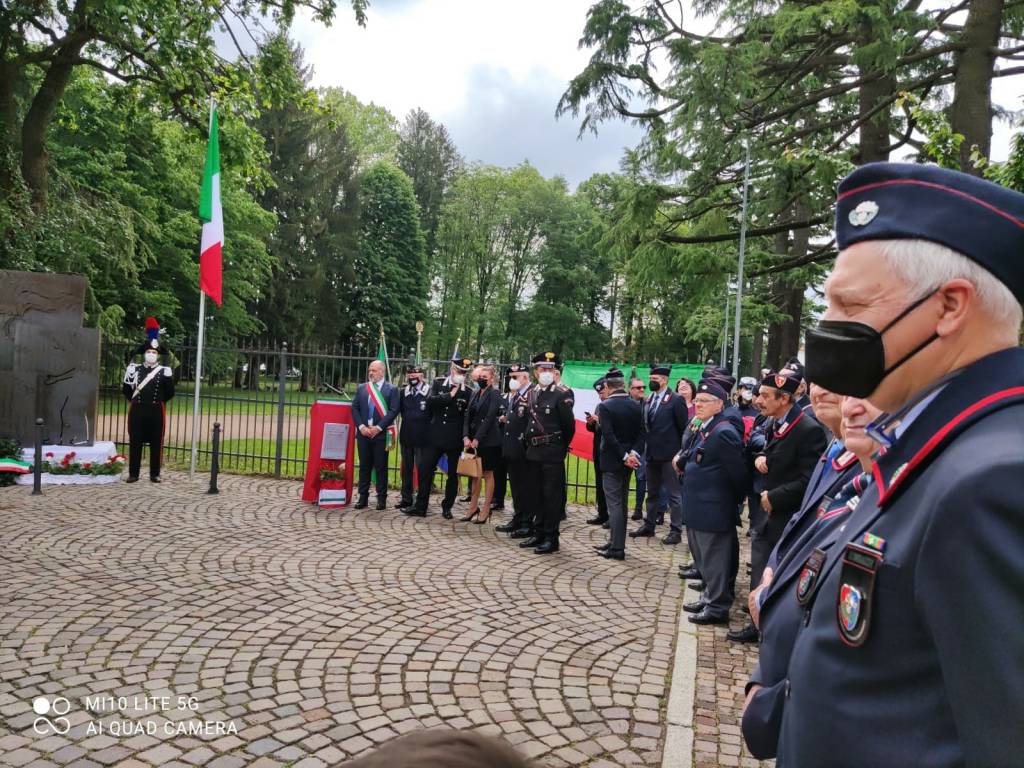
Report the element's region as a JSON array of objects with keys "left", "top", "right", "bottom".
[{"left": 97, "top": 339, "right": 607, "bottom": 505}]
